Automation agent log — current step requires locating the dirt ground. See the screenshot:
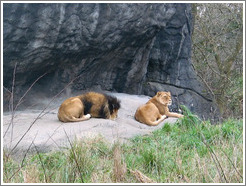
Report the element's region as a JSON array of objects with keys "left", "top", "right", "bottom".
[{"left": 3, "top": 92, "right": 178, "bottom": 160}]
